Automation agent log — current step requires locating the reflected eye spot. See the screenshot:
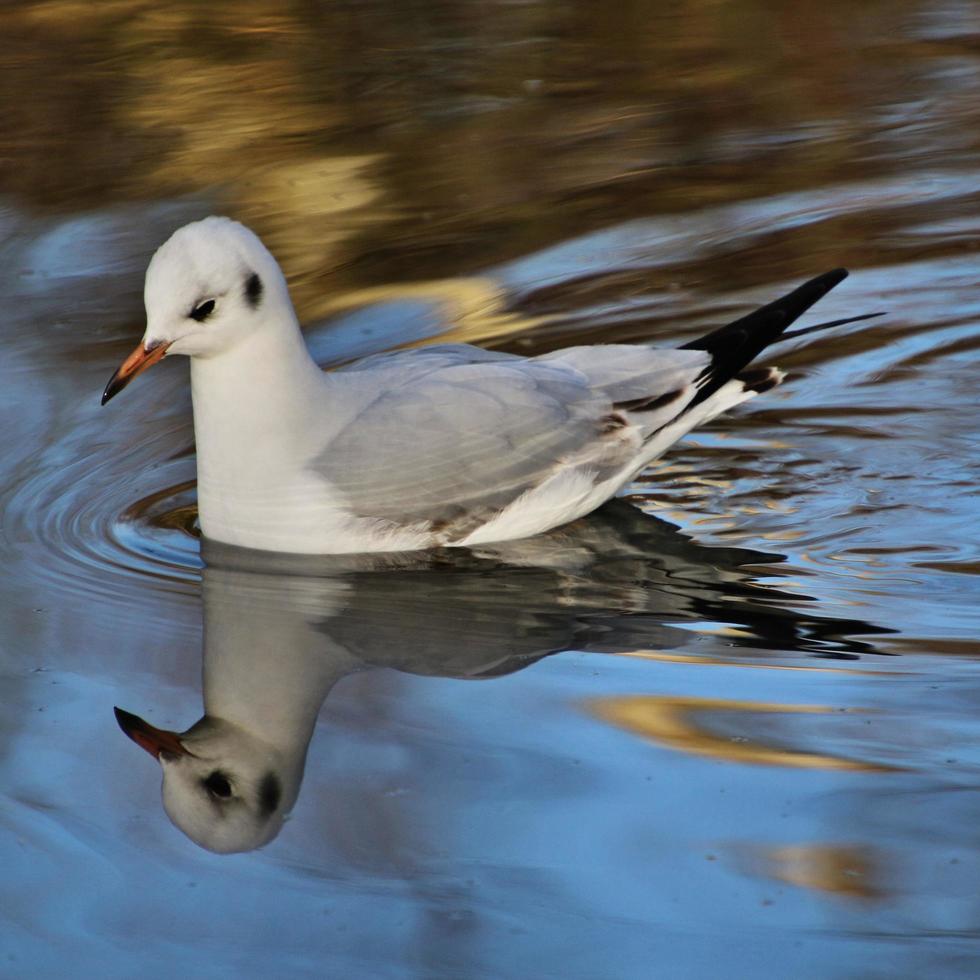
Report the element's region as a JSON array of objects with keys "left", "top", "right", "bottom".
[
  {"left": 190, "top": 299, "right": 216, "bottom": 322},
  {"left": 258, "top": 772, "right": 281, "bottom": 816},
  {"left": 203, "top": 771, "right": 232, "bottom": 798}
]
